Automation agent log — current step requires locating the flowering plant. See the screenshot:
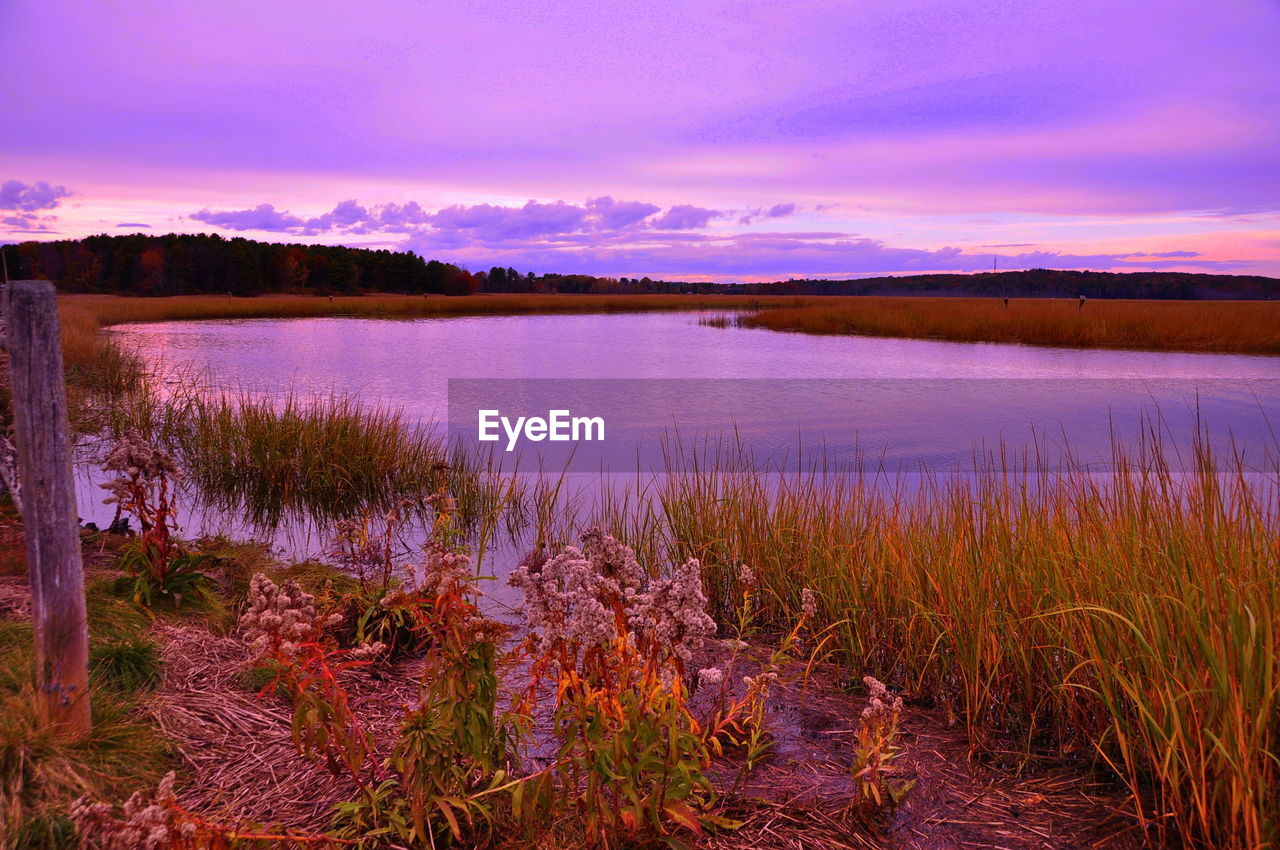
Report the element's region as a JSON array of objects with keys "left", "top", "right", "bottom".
[
  {"left": 509, "top": 528, "right": 746, "bottom": 844},
  {"left": 101, "top": 430, "right": 210, "bottom": 607},
  {"left": 850, "top": 676, "right": 913, "bottom": 810}
]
